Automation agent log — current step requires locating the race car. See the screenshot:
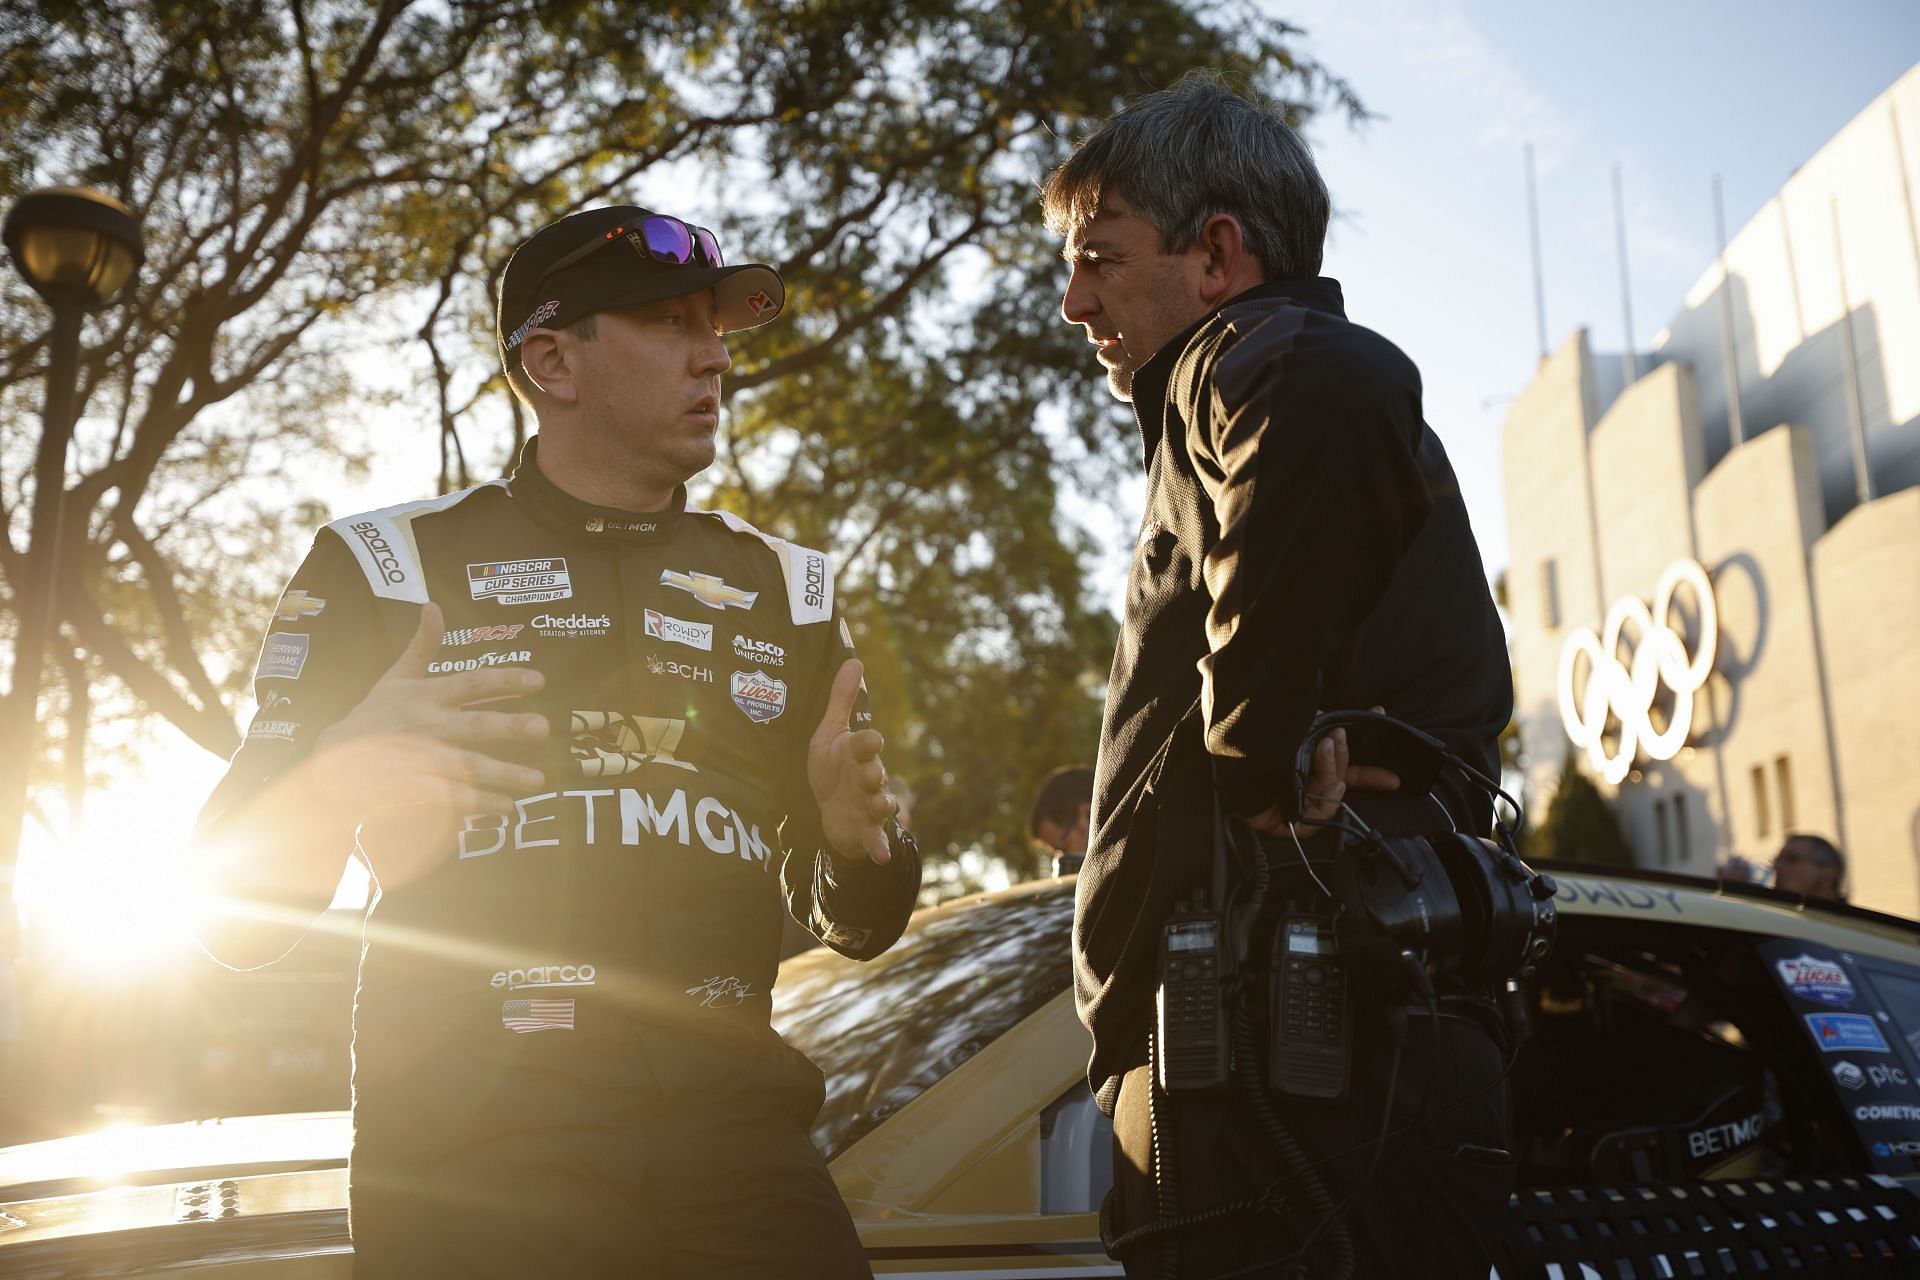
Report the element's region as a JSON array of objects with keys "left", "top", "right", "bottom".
[{"left": 3, "top": 862, "right": 1919, "bottom": 1276}]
